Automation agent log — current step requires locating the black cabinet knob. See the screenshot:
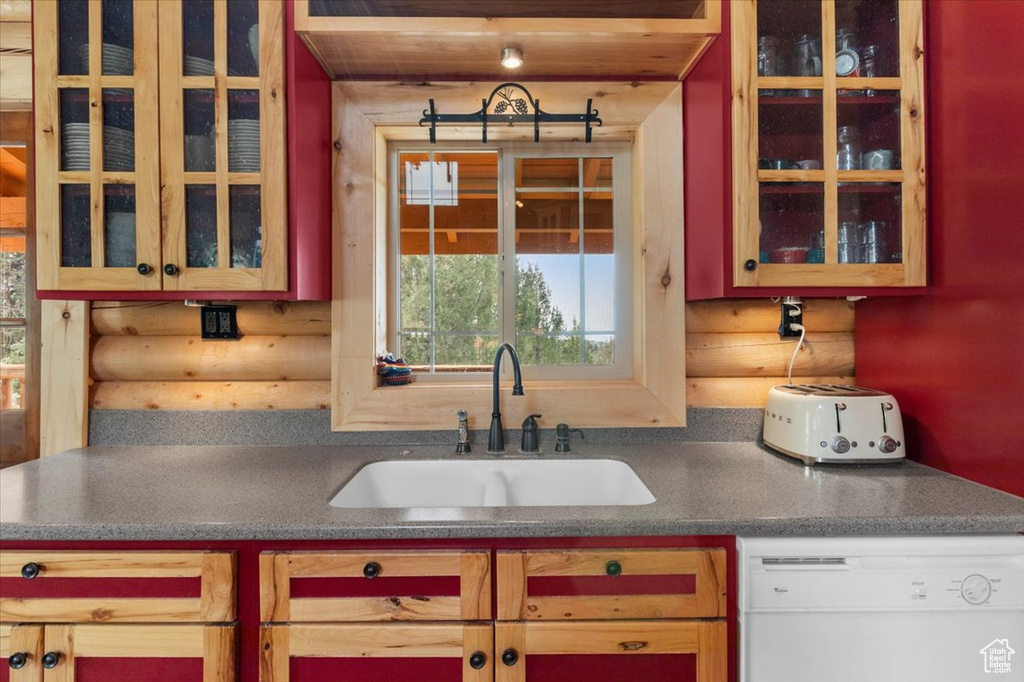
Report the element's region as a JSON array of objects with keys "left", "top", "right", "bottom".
[
  {"left": 21, "top": 562, "right": 41, "bottom": 579},
  {"left": 8, "top": 653, "right": 28, "bottom": 669},
  {"left": 744, "top": 259, "right": 758, "bottom": 271},
  {"left": 42, "top": 652, "right": 60, "bottom": 669},
  {"left": 137, "top": 262, "right": 152, "bottom": 275},
  {"left": 363, "top": 561, "right": 381, "bottom": 579},
  {"left": 501, "top": 648, "right": 519, "bottom": 666},
  {"left": 163, "top": 263, "right": 180, "bottom": 276},
  {"left": 605, "top": 560, "right": 622, "bottom": 577},
  {"left": 469, "top": 651, "right": 487, "bottom": 669}
]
